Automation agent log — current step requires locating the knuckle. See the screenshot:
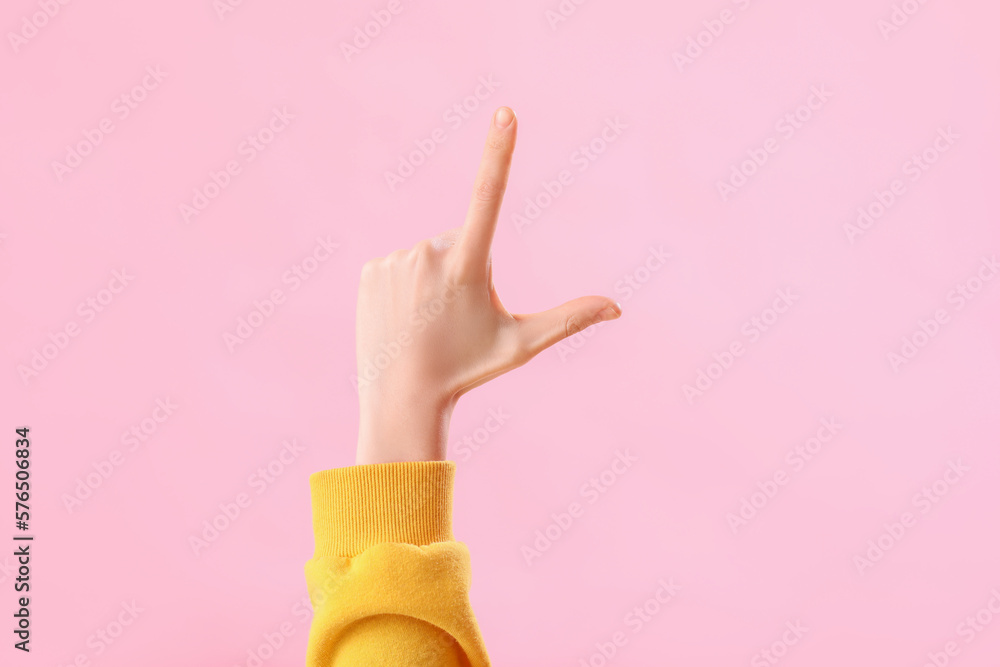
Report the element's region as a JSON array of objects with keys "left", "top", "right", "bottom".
[
  {"left": 413, "top": 238, "right": 435, "bottom": 257},
  {"left": 360, "top": 258, "right": 381, "bottom": 277},
  {"left": 433, "top": 227, "right": 462, "bottom": 250},
  {"left": 472, "top": 179, "right": 499, "bottom": 203},
  {"left": 412, "top": 239, "right": 439, "bottom": 271},
  {"left": 564, "top": 315, "right": 585, "bottom": 339},
  {"left": 385, "top": 248, "right": 408, "bottom": 265}
]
